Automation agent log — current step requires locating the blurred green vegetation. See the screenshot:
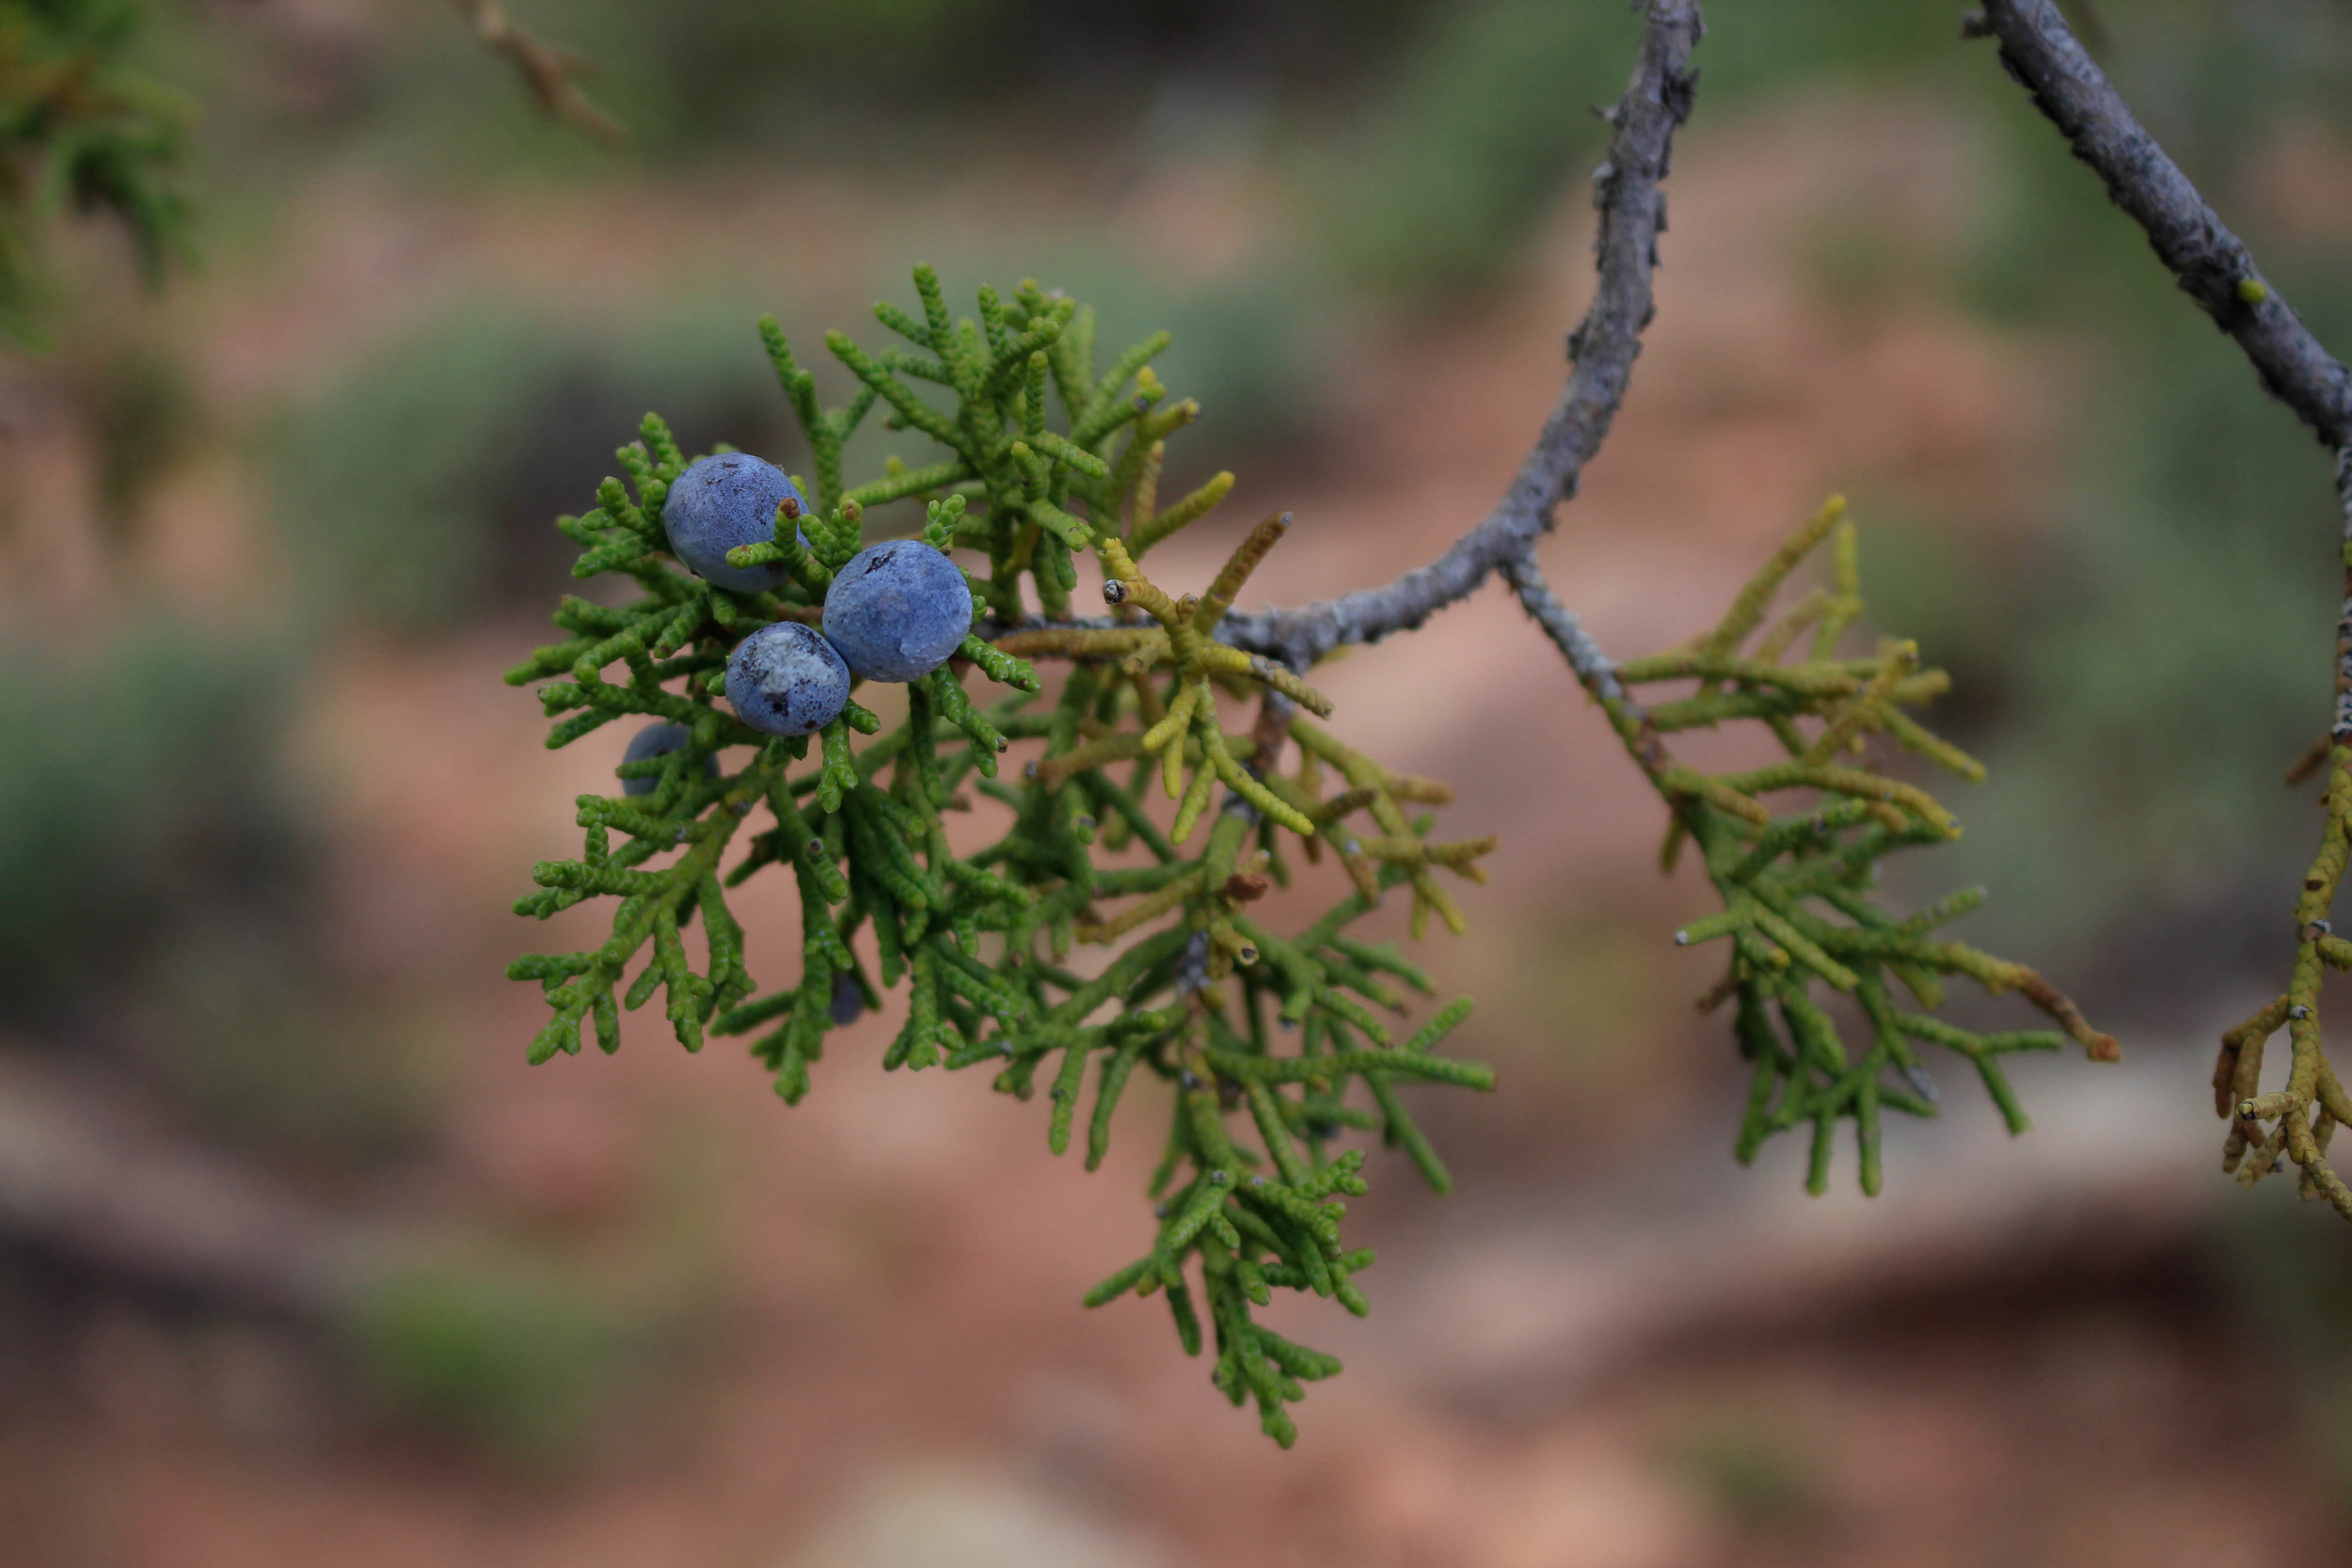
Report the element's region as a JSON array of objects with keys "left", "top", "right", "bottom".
[
  {"left": 0, "top": 625, "right": 439, "bottom": 1163},
  {"left": 1661, "top": 1405, "right": 1833, "bottom": 1544},
  {"left": 79, "top": 340, "right": 200, "bottom": 546},
  {"left": 344, "top": 1126, "right": 739, "bottom": 1465},
  {"left": 144, "top": 931, "right": 437, "bottom": 1165},
  {"left": 271, "top": 301, "right": 798, "bottom": 628},
  {"left": 0, "top": 626, "right": 303, "bottom": 1014},
  {"left": 1326, "top": 0, "right": 1973, "bottom": 294},
  {"left": 349, "top": 1257, "right": 622, "bottom": 1466},
  {"left": 150, "top": 0, "right": 1427, "bottom": 207}
]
